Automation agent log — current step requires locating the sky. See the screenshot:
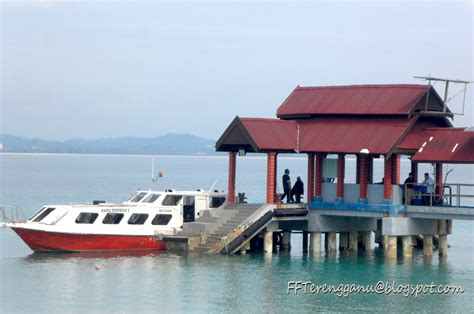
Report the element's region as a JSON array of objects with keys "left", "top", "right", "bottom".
[{"left": 1, "top": 0, "right": 472, "bottom": 140}]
